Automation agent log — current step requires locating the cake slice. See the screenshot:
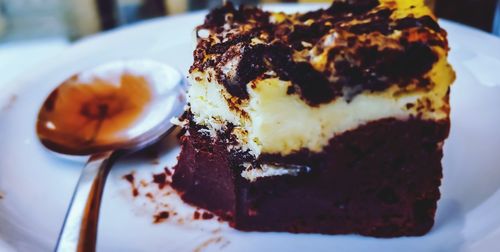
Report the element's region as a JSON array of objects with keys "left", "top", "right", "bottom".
[{"left": 172, "top": 0, "right": 455, "bottom": 237}]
